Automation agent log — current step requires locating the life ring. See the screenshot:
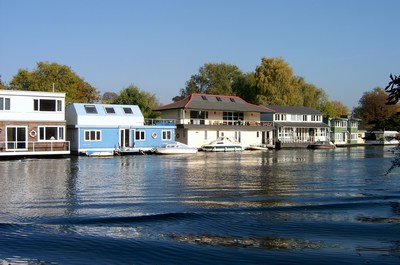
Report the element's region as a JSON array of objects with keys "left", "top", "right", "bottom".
[
  {"left": 29, "top": 130, "right": 37, "bottom": 138},
  {"left": 176, "top": 133, "right": 180, "bottom": 139},
  {"left": 151, "top": 132, "right": 157, "bottom": 139}
]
